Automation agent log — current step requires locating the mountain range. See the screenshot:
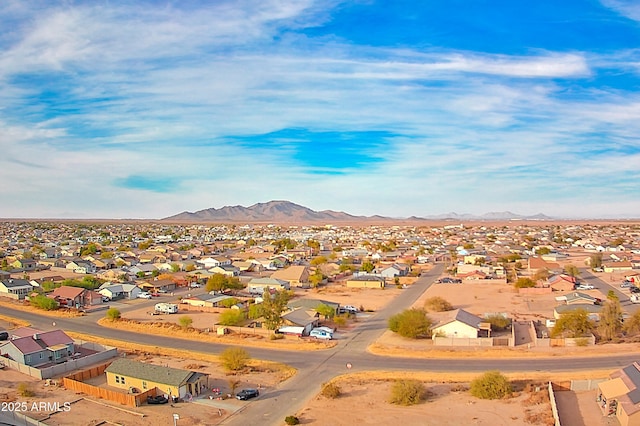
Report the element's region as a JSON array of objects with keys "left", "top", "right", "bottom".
[{"left": 162, "top": 201, "right": 552, "bottom": 223}]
